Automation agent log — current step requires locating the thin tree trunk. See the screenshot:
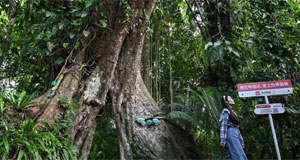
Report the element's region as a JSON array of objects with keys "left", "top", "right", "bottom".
[
  {"left": 158, "top": 38, "right": 161, "bottom": 103},
  {"left": 150, "top": 35, "right": 153, "bottom": 96},
  {"left": 155, "top": 36, "right": 160, "bottom": 102},
  {"left": 168, "top": 16, "right": 173, "bottom": 110}
]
